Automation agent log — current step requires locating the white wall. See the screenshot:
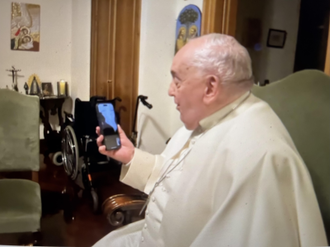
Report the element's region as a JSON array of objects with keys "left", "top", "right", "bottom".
[
  {"left": 0, "top": 0, "right": 91, "bottom": 138},
  {"left": 71, "top": 0, "right": 91, "bottom": 102},
  {"left": 0, "top": 0, "right": 72, "bottom": 93},
  {"left": 137, "top": 0, "right": 203, "bottom": 154},
  {"left": 236, "top": 0, "right": 300, "bottom": 83}
]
